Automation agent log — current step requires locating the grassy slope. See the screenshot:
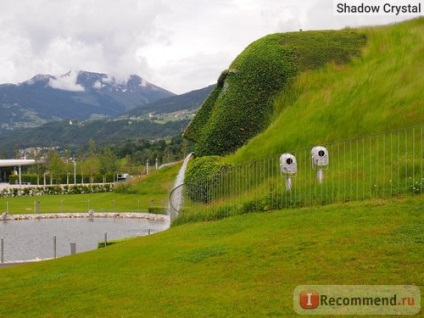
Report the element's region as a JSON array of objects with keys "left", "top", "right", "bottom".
[
  {"left": 0, "top": 195, "right": 423, "bottom": 317},
  {"left": 186, "top": 30, "right": 366, "bottom": 157},
  {"left": 227, "top": 18, "right": 424, "bottom": 165}
]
